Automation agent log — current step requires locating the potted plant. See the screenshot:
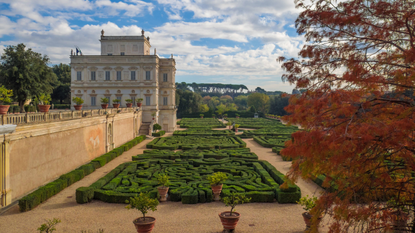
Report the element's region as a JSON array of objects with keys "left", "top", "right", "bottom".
[
  {"left": 72, "top": 97, "right": 84, "bottom": 110},
  {"left": 126, "top": 99, "right": 133, "bottom": 108},
  {"left": 297, "top": 195, "right": 322, "bottom": 230},
  {"left": 136, "top": 98, "right": 143, "bottom": 107},
  {"left": 153, "top": 123, "right": 161, "bottom": 133},
  {"left": 156, "top": 174, "right": 170, "bottom": 202},
  {"left": 0, "top": 86, "right": 12, "bottom": 115},
  {"left": 126, "top": 193, "right": 159, "bottom": 233},
  {"left": 235, "top": 113, "right": 240, "bottom": 119},
  {"left": 234, "top": 124, "right": 240, "bottom": 133},
  {"left": 101, "top": 97, "right": 109, "bottom": 109},
  {"left": 207, "top": 172, "right": 228, "bottom": 201},
  {"left": 219, "top": 193, "right": 251, "bottom": 232},
  {"left": 112, "top": 99, "right": 120, "bottom": 108},
  {"left": 37, "top": 93, "right": 52, "bottom": 113},
  {"left": 226, "top": 121, "right": 233, "bottom": 130},
  {"left": 223, "top": 114, "right": 228, "bottom": 119},
  {"left": 212, "top": 114, "right": 216, "bottom": 119},
  {"left": 151, "top": 112, "right": 156, "bottom": 120},
  {"left": 200, "top": 114, "right": 204, "bottom": 119}
]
